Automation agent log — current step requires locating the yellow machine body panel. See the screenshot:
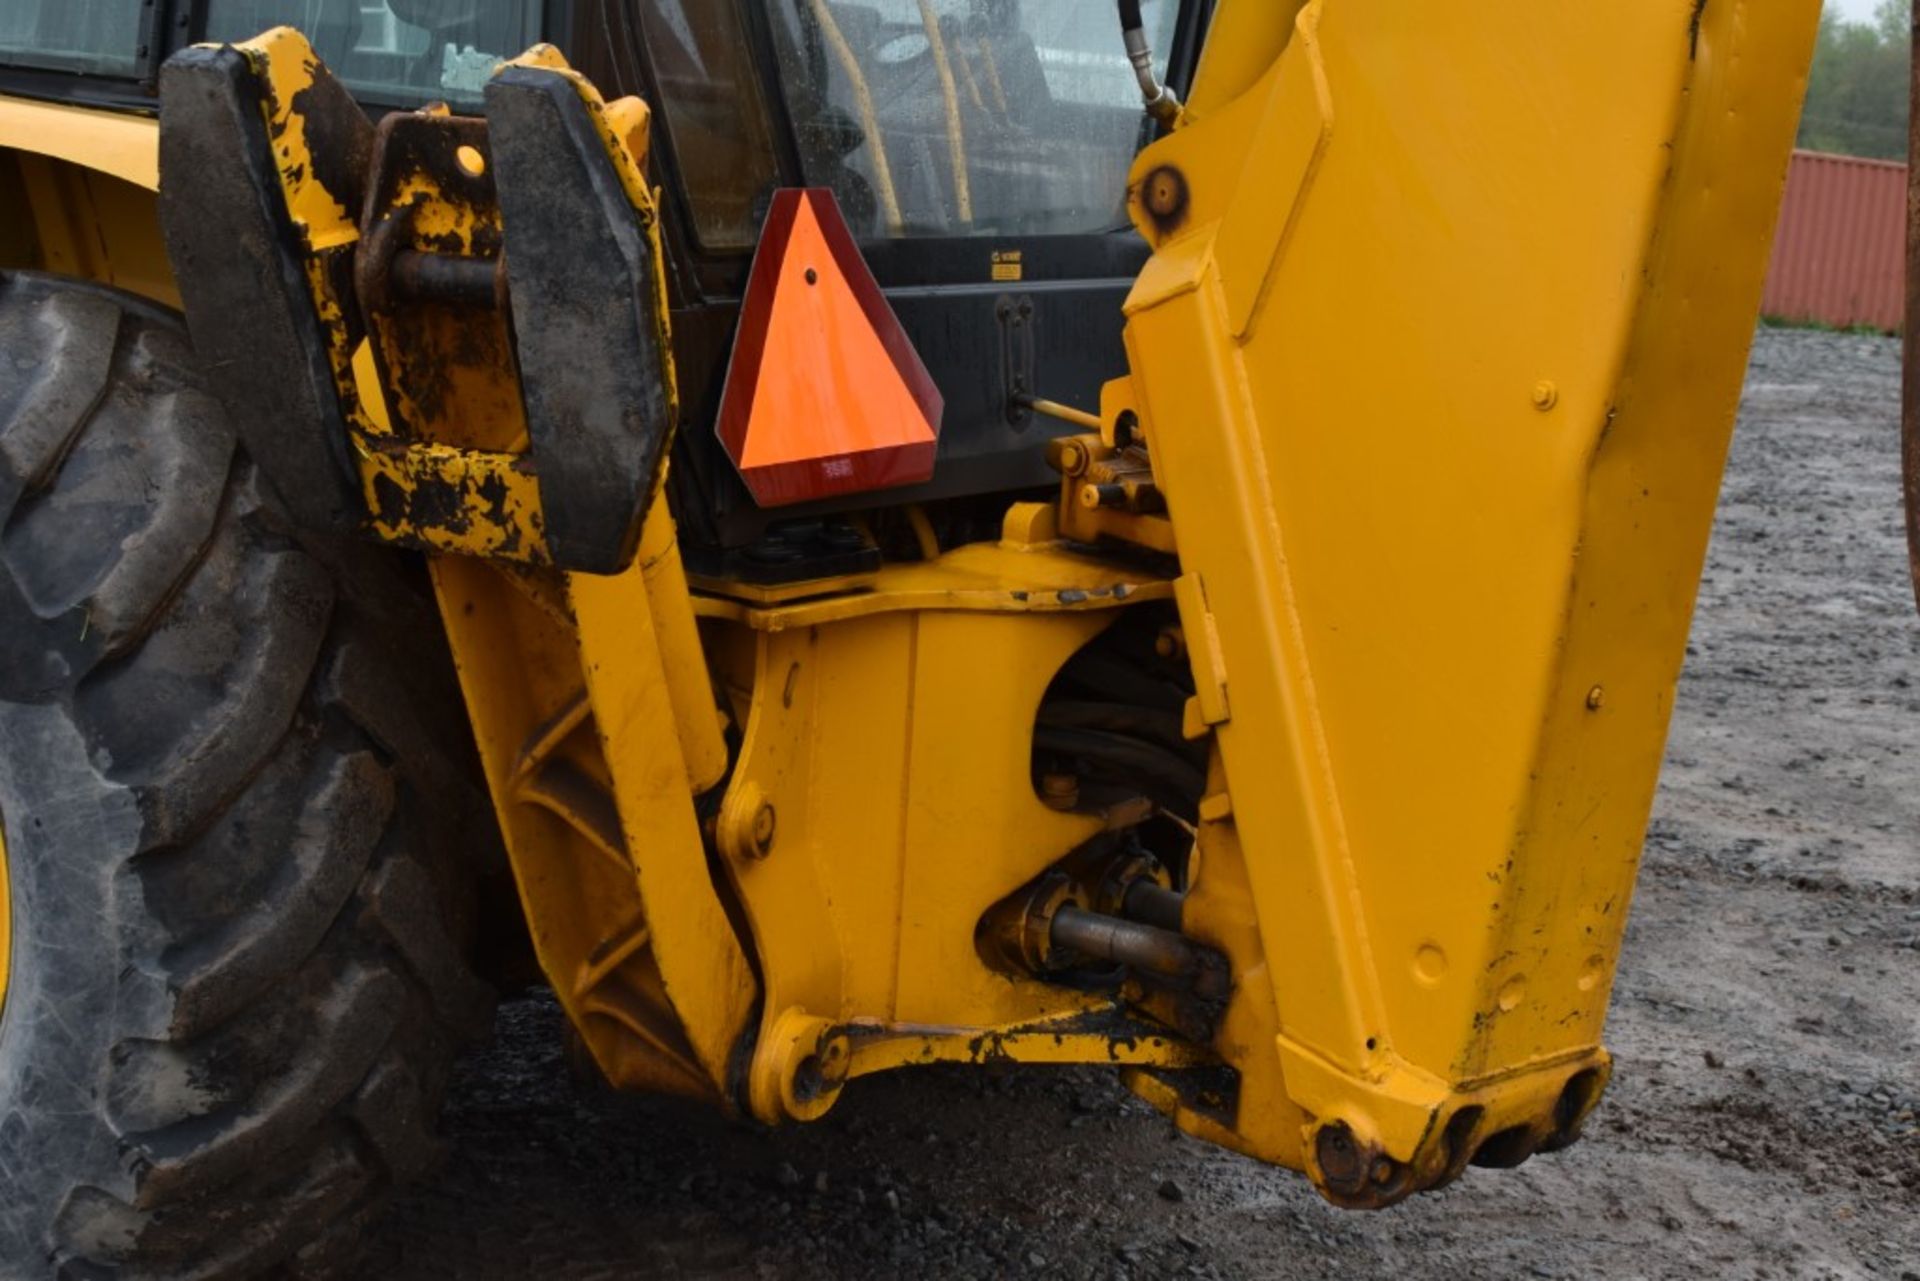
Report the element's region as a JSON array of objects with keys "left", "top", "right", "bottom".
[
  {"left": 1116, "top": 0, "right": 1819, "bottom": 1190},
  {"left": 0, "top": 95, "right": 159, "bottom": 190},
  {"left": 0, "top": 103, "right": 173, "bottom": 307}
]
